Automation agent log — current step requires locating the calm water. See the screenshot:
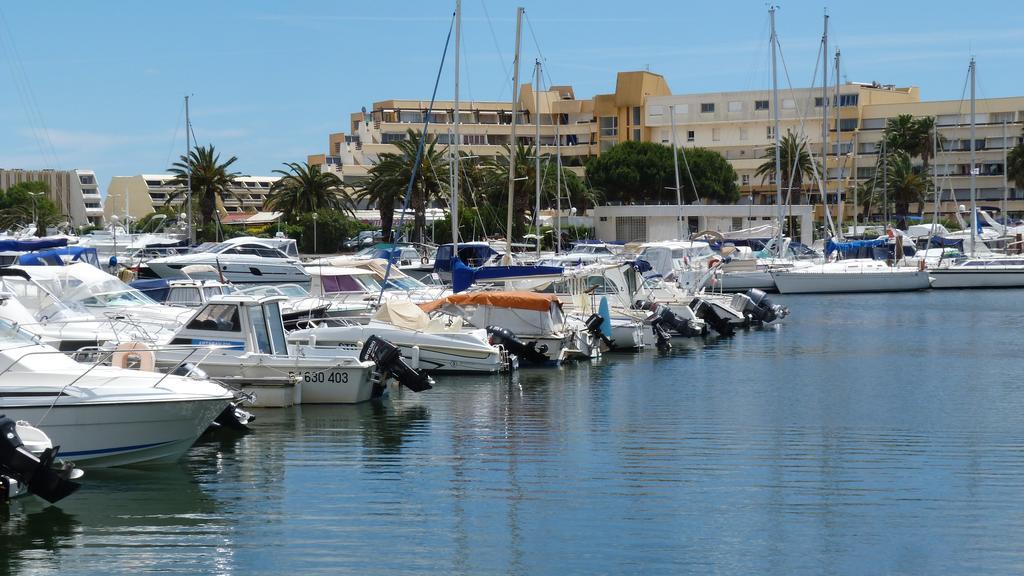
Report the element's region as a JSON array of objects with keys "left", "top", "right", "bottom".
[{"left": 5, "top": 290, "right": 1024, "bottom": 575}]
